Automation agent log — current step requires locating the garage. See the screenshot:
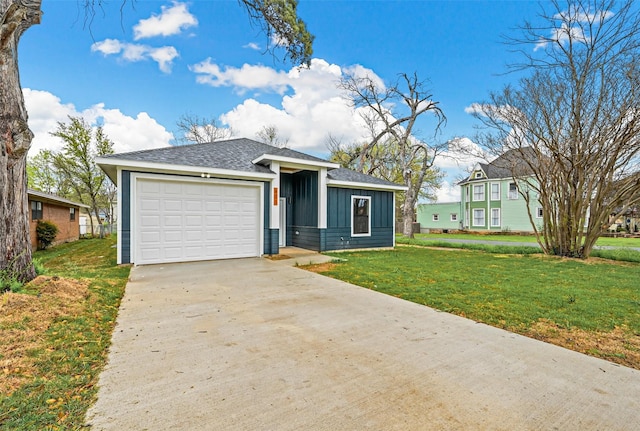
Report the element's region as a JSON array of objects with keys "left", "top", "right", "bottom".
[{"left": 134, "top": 176, "right": 262, "bottom": 265}]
